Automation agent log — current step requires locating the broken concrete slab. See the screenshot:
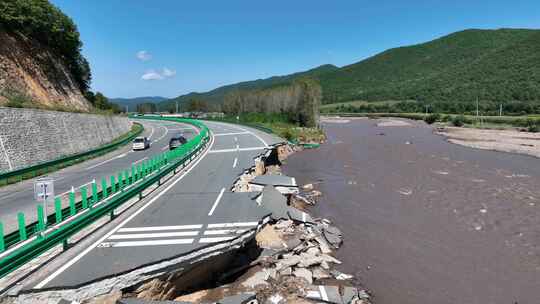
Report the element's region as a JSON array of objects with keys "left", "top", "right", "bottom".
[
  {"left": 287, "top": 208, "right": 314, "bottom": 224},
  {"left": 217, "top": 293, "right": 257, "bottom": 304},
  {"left": 293, "top": 268, "right": 313, "bottom": 285},
  {"left": 116, "top": 299, "right": 187, "bottom": 304},
  {"left": 249, "top": 174, "right": 298, "bottom": 194},
  {"left": 257, "top": 186, "right": 289, "bottom": 220}
]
